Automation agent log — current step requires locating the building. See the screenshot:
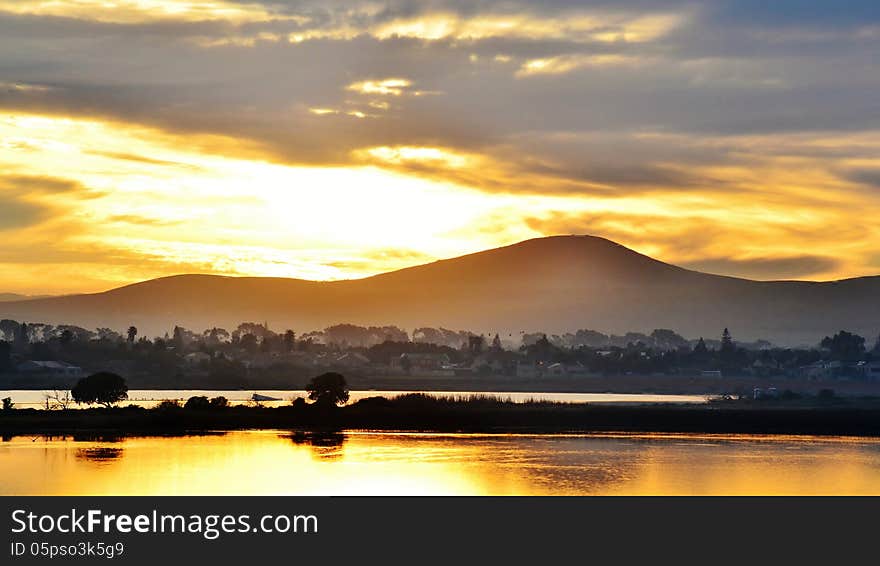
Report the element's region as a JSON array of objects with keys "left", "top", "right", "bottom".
[
  {"left": 545, "top": 363, "right": 567, "bottom": 376},
  {"left": 183, "top": 352, "right": 211, "bottom": 367},
  {"left": 391, "top": 353, "right": 452, "bottom": 375},
  {"left": 700, "top": 370, "right": 723, "bottom": 378},
  {"left": 16, "top": 360, "right": 83, "bottom": 377},
  {"left": 857, "top": 361, "right": 880, "bottom": 381},
  {"left": 333, "top": 352, "right": 371, "bottom": 368}
]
